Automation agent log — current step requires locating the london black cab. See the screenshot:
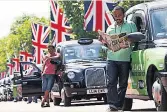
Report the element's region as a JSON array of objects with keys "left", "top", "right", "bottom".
[{"left": 19, "top": 38, "right": 108, "bottom": 106}]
